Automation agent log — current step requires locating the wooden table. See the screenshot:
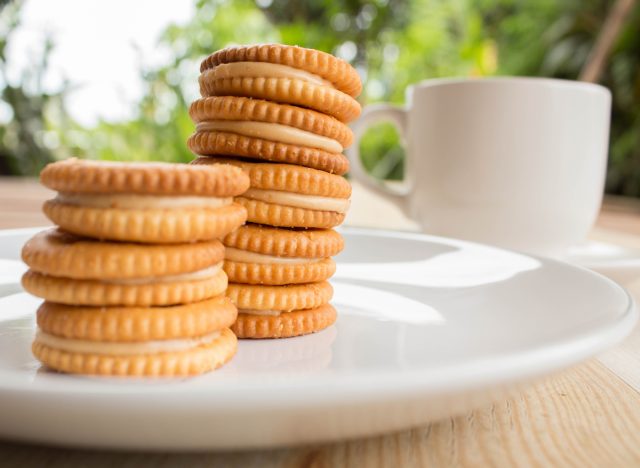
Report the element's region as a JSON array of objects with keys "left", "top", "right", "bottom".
[{"left": 2, "top": 176, "right": 640, "bottom": 467}]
